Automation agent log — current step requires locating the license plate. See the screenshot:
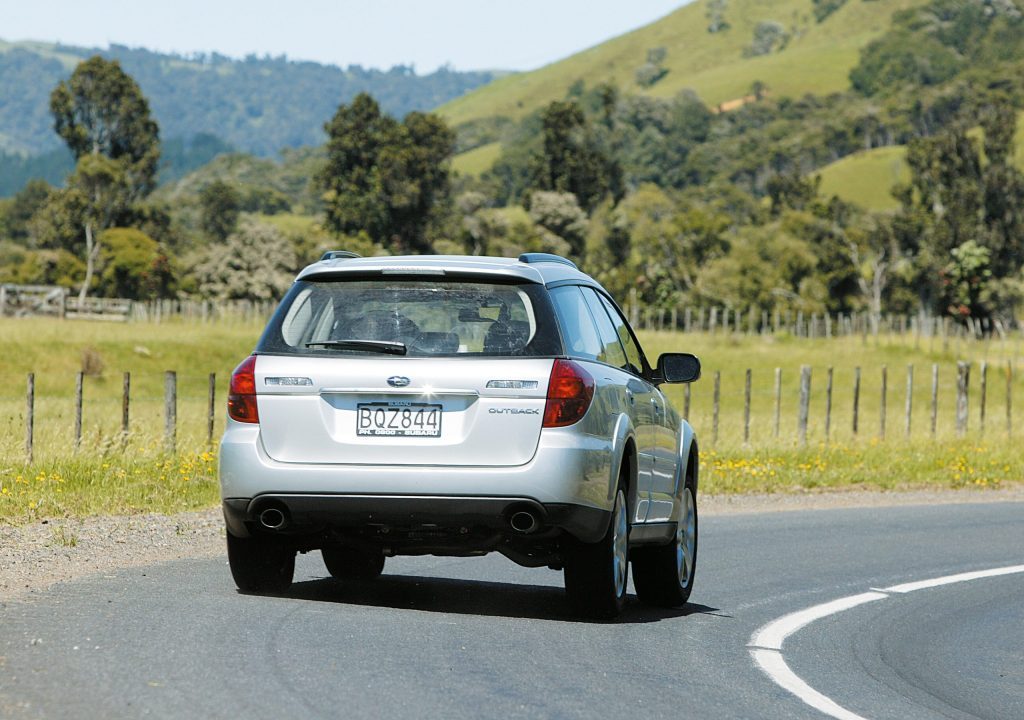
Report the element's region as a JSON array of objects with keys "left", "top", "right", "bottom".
[{"left": 356, "top": 402, "right": 442, "bottom": 437}]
